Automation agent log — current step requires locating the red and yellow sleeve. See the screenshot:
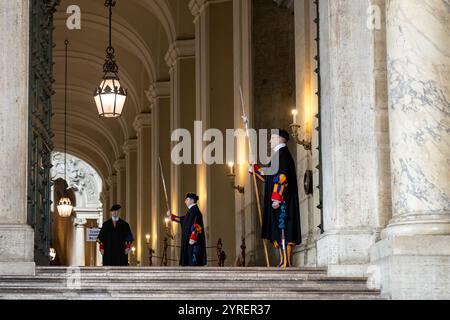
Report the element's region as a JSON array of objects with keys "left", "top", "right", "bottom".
[
  {"left": 249, "top": 164, "right": 265, "bottom": 182},
  {"left": 272, "top": 174, "right": 288, "bottom": 203},
  {"left": 170, "top": 214, "right": 182, "bottom": 223}
]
